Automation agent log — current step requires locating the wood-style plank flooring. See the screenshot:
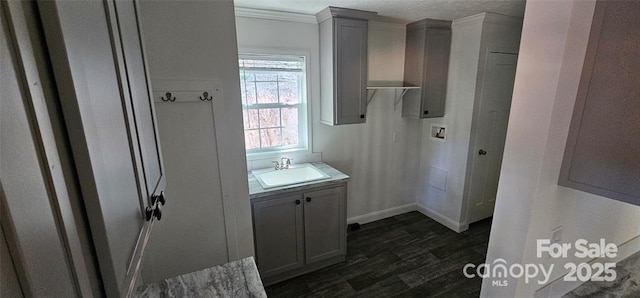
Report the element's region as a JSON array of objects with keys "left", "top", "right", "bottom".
[{"left": 265, "top": 211, "right": 492, "bottom": 297}]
